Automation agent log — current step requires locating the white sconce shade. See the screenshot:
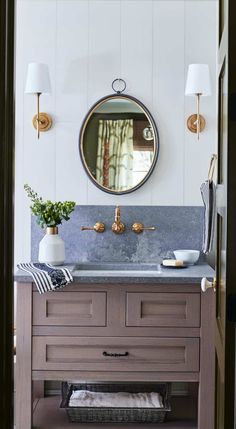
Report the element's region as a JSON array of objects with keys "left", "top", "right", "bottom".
[
  {"left": 185, "top": 64, "right": 211, "bottom": 96},
  {"left": 25, "top": 62, "right": 51, "bottom": 94},
  {"left": 185, "top": 63, "right": 211, "bottom": 139},
  {"left": 25, "top": 62, "right": 52, "bottom": 139}
]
